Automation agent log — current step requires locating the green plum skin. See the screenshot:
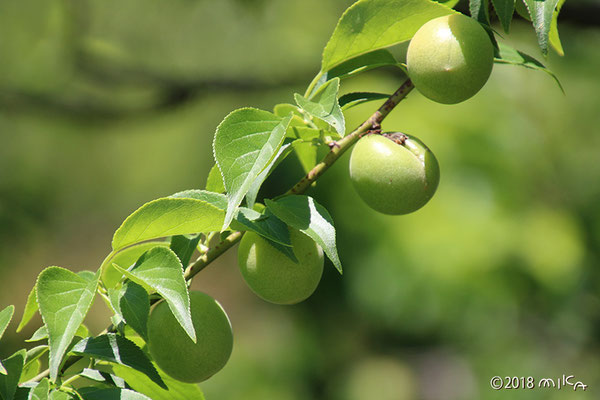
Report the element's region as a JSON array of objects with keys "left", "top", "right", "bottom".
[
  {"left": 349, "top": 134, "right": 440, "bottom": 215},
  {"left": 147, "top": 291, "right": 233, "bottom": 383},
  {"left": 406, "top": 14, "right": 494, "bottom": 104},
  {"left": 238, "top": 228, "right": 324, "bottom": 305}
]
